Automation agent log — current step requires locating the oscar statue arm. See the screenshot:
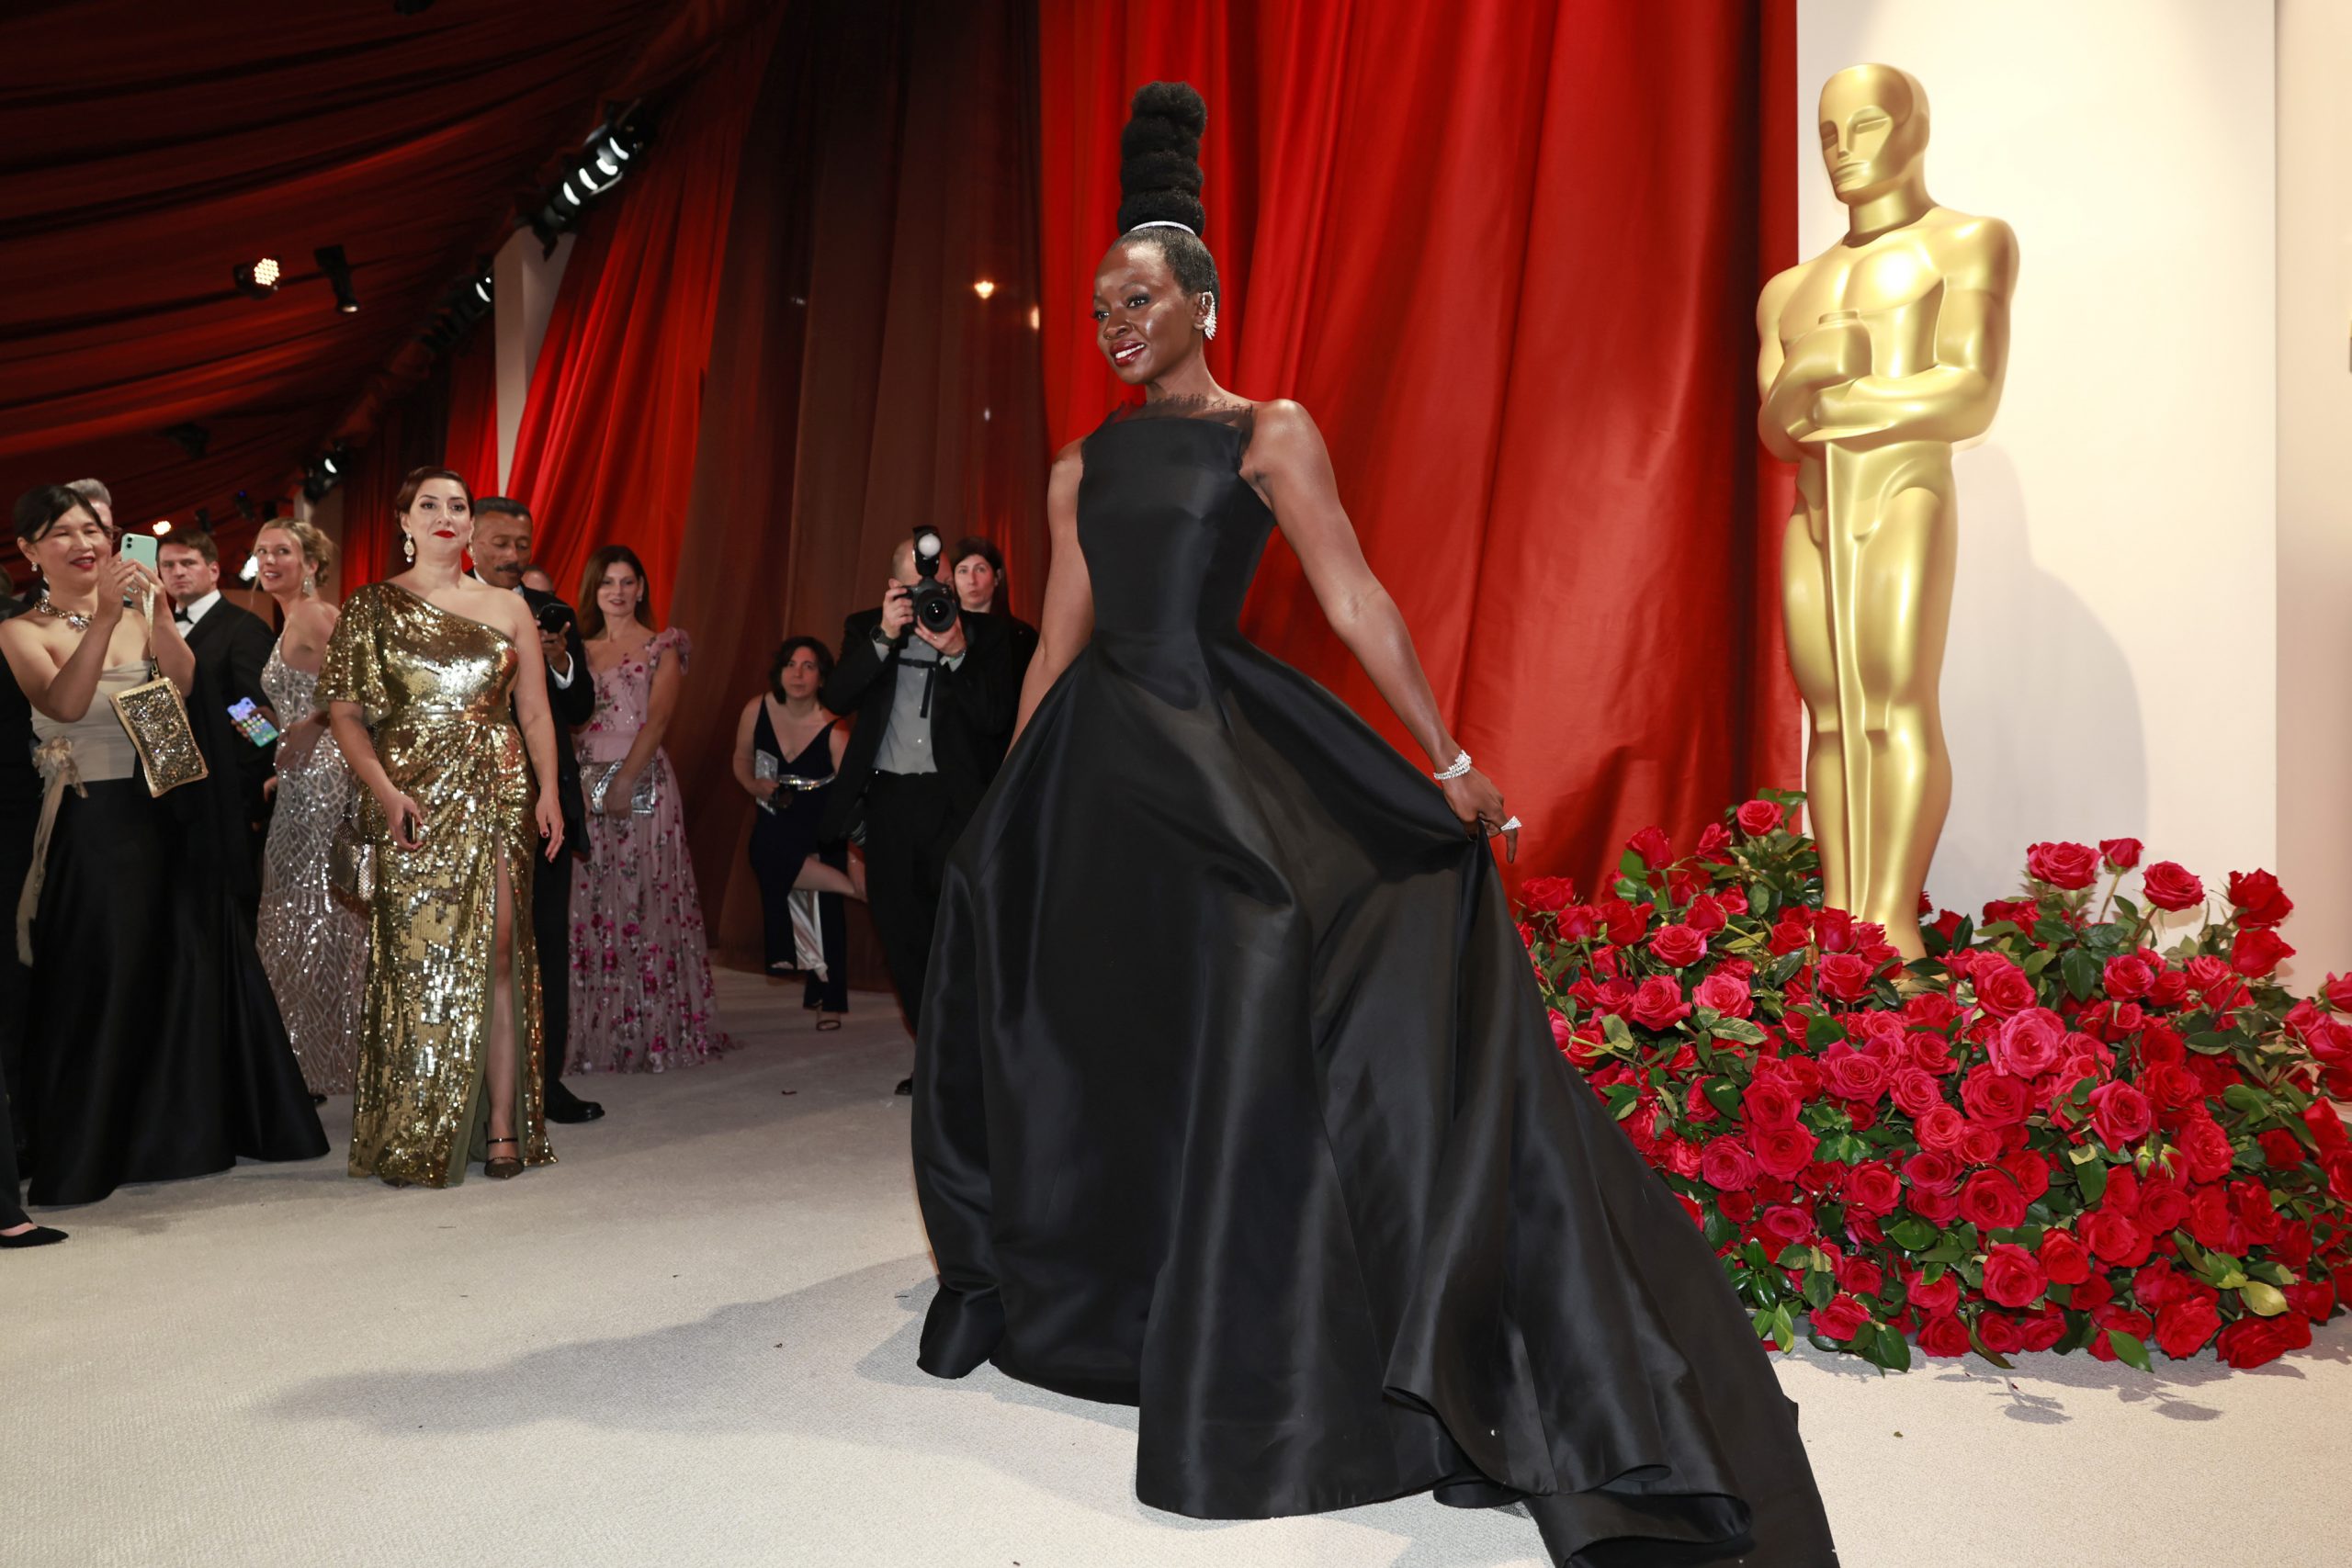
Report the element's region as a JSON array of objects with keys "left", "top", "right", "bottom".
[
  {"left": 1756, "top": 265, "right": 1826, "bottom": 463},
  {"left": 1810, "top": 217, "right": 2020, "bottom": 446}
]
